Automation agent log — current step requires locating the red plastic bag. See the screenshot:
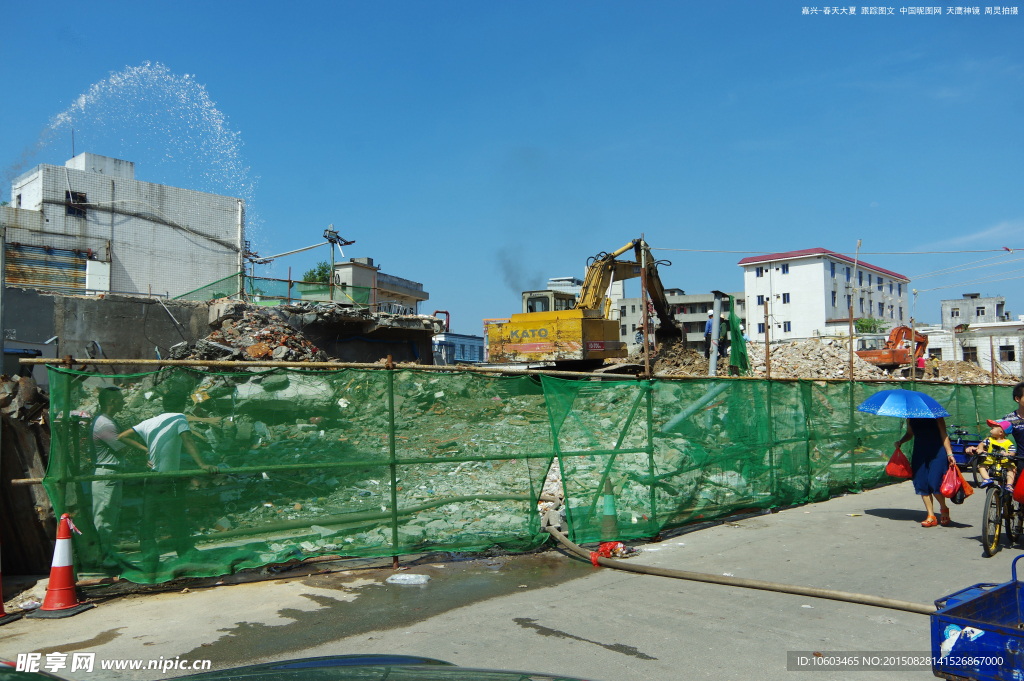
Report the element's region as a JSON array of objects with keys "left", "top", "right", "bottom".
[
  {"left": 940, "top": 466, "right": 961, "bottom": 498},
  {"left": 885, "top": 446, "right": 912, "bottom": 479}
]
